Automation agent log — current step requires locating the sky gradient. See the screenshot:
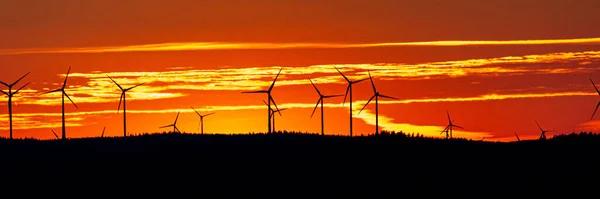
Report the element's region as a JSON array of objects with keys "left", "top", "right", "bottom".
[{"left": 2, "top": 0, "right": 600, "bottom": 141}]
